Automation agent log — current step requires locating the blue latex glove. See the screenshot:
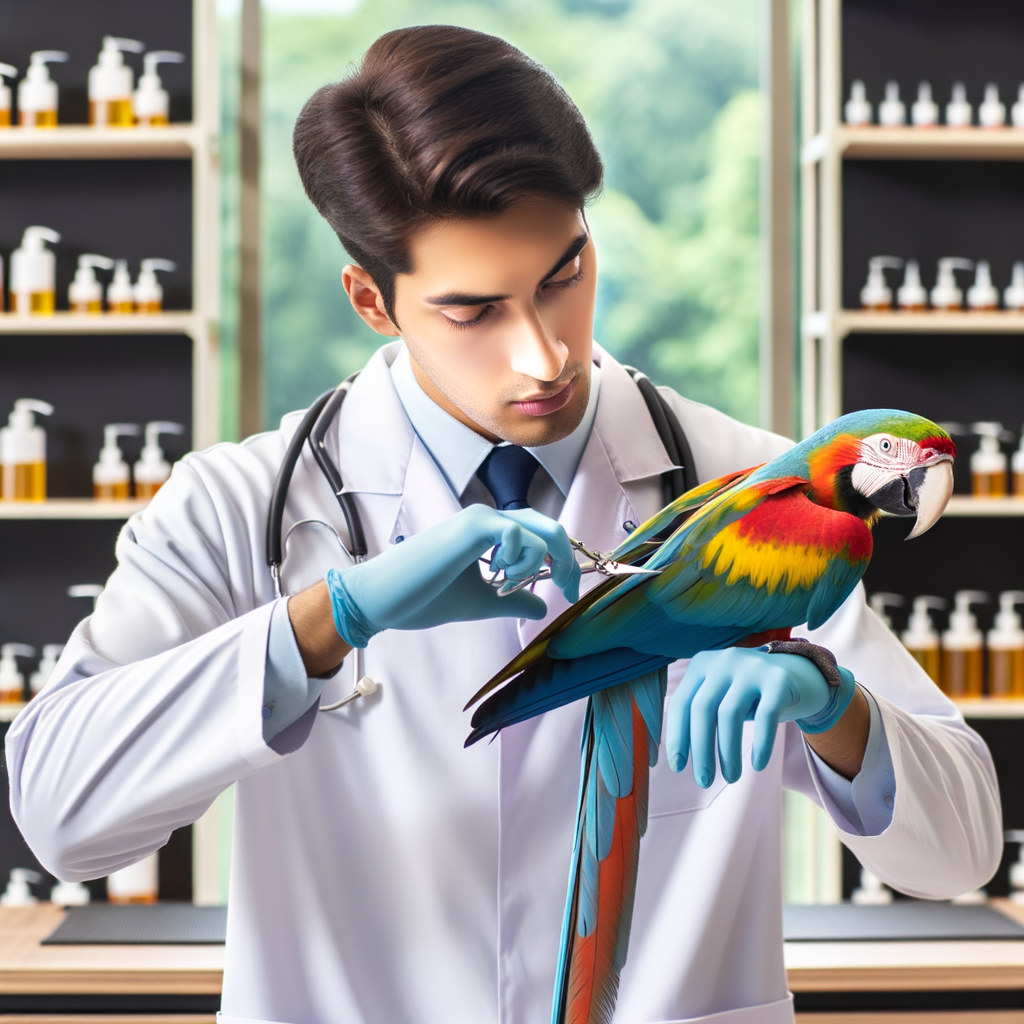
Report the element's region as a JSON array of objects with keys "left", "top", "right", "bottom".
[
  {"left": 665, "top": 647, "right": 856, "bottom": 788},
  {"left": 326, "top": 504, "right": 581, "bottom": 648}
]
